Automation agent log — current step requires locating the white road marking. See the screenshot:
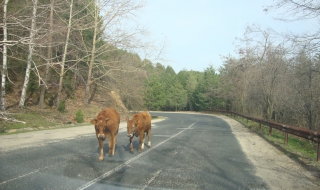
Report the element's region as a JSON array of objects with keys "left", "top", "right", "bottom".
[
  {"left": 141, "top": 169, "right": 162, "bottom": 190},
  {"left": 153, "top": 135, "right": 172, "bottom": 137},
  {"left": 0, "top": 164, "right": 53, "bottom": 185},
  {"left": 77, "top": 121, "right": 198, "bottom": 190},
  {"left": 0, "top": 169, "right": 40, "bottom": 185}
]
